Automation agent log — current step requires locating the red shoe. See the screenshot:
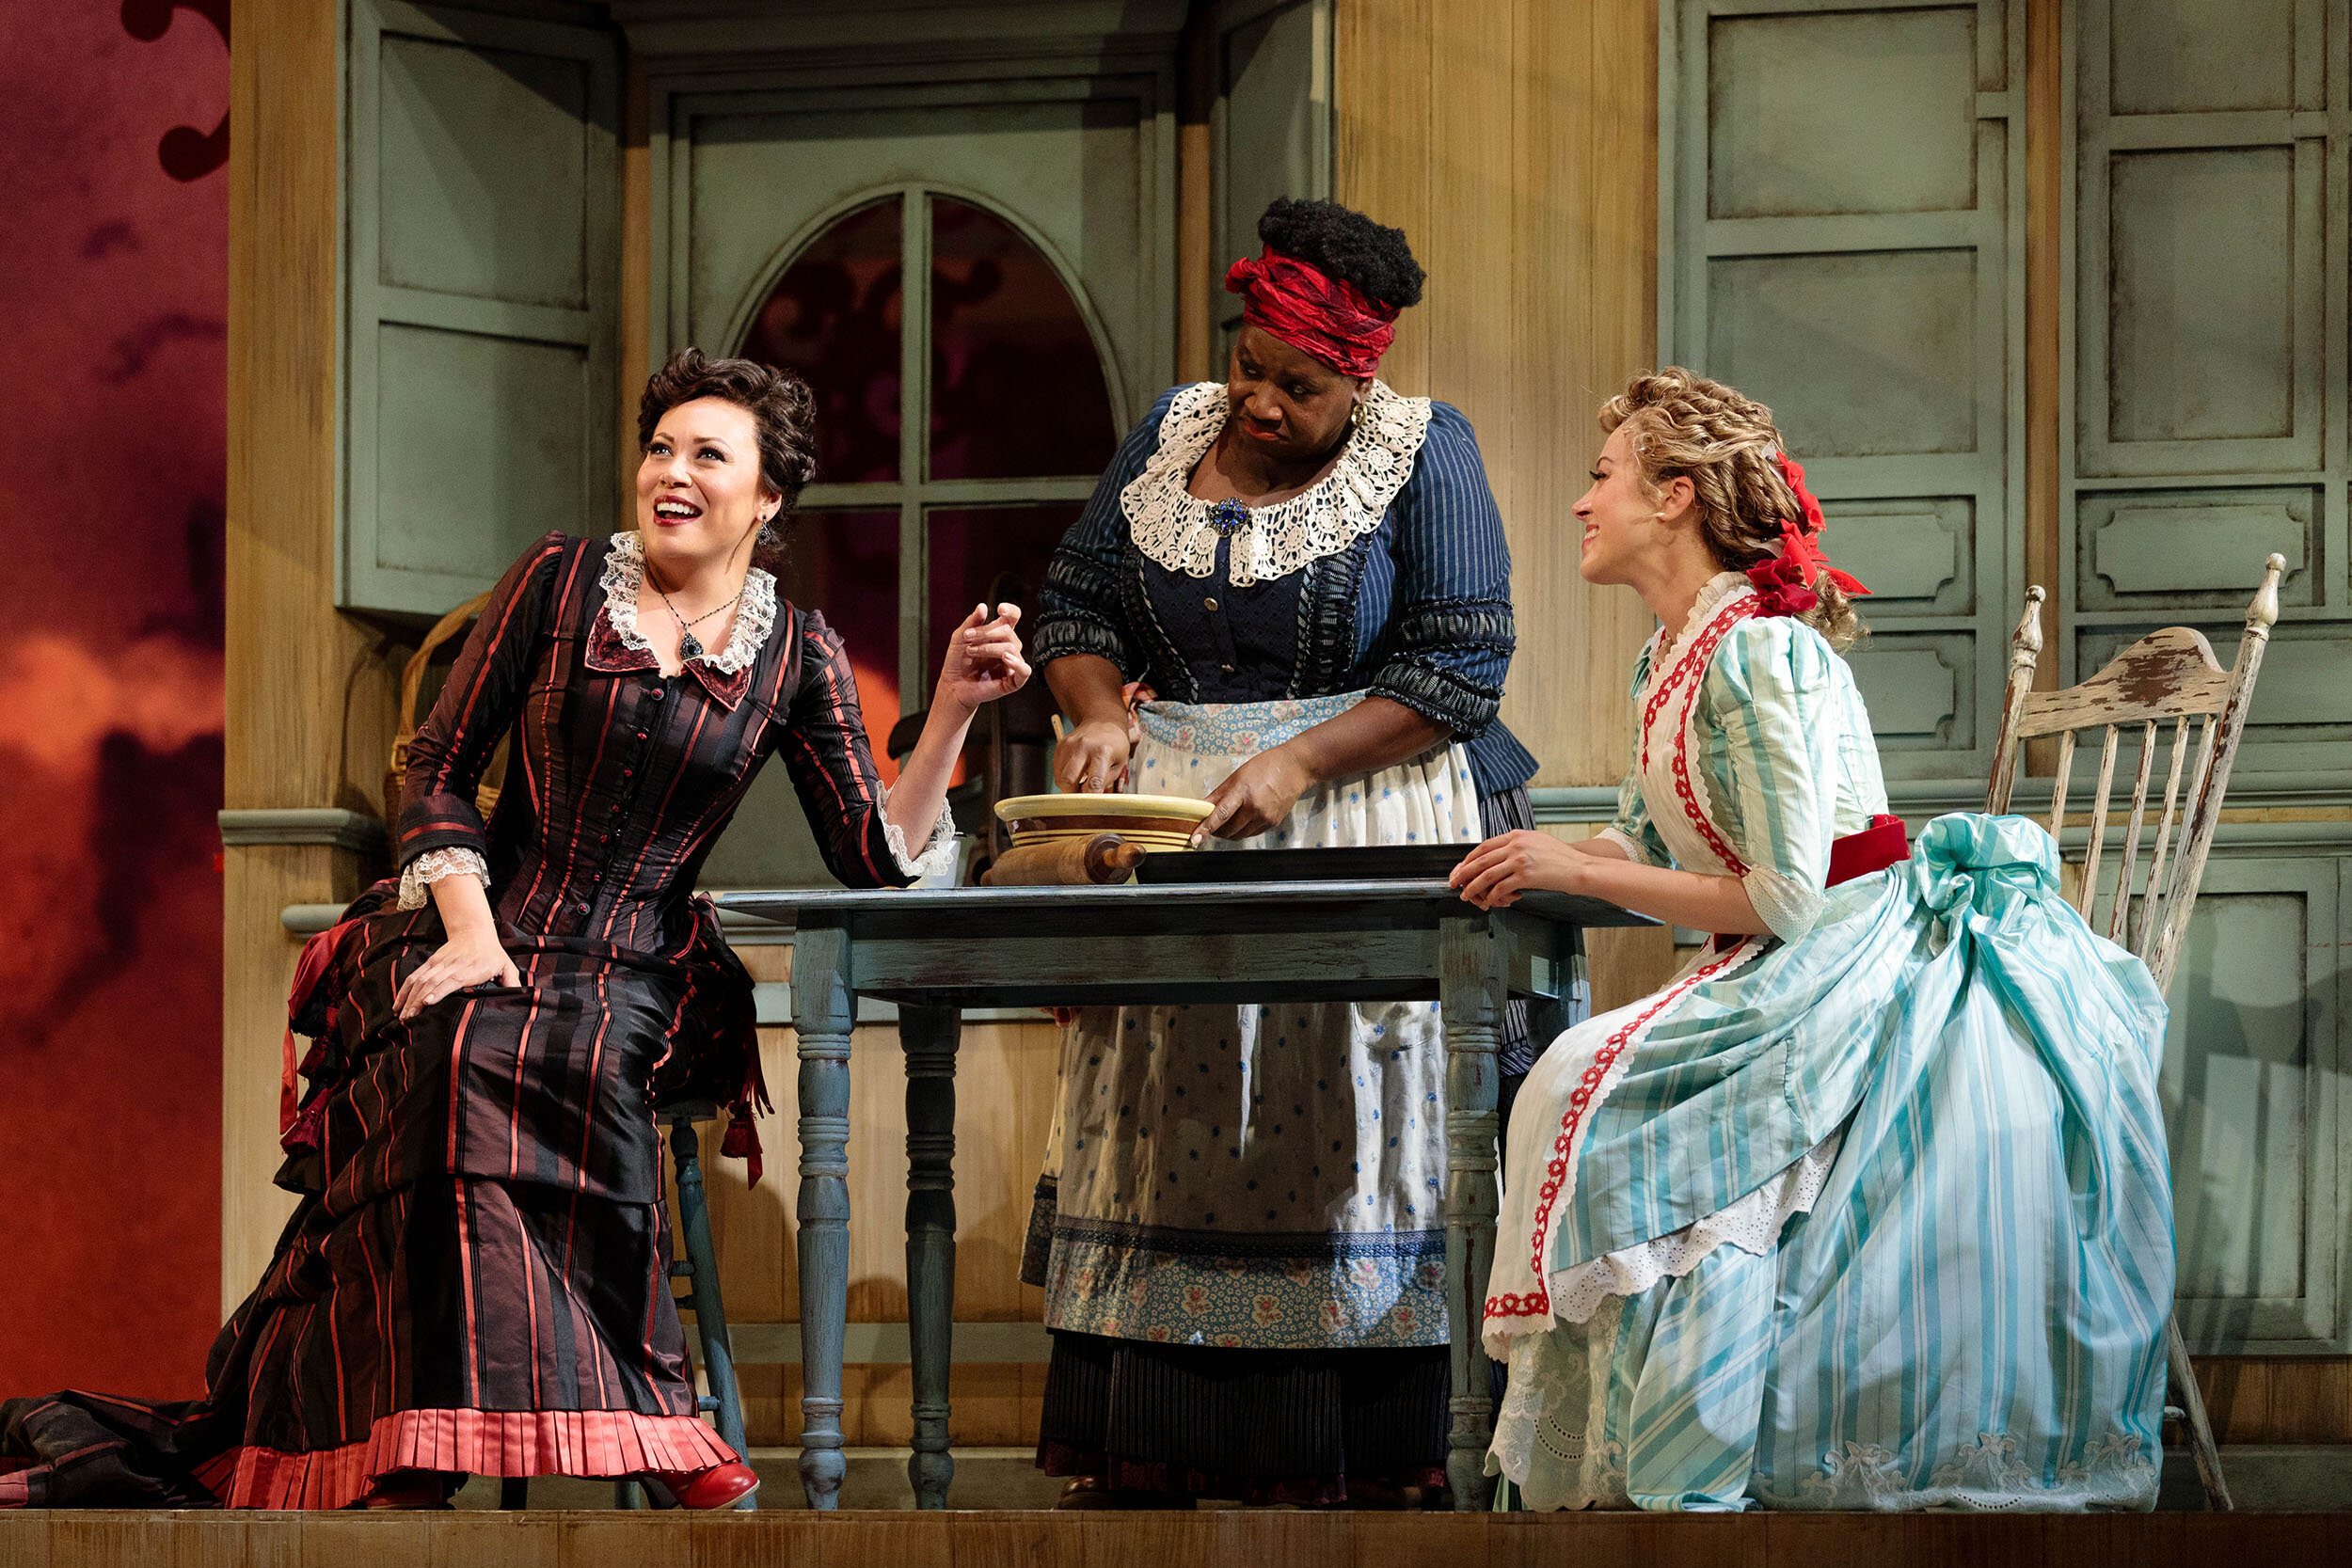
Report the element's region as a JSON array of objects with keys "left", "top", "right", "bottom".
[
  {"left": 647, "top": 1460, "right": 759, "bottom": 1511},
  {"left": 359, "top": 1469, "right": 457, "bottom": 1510}
]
